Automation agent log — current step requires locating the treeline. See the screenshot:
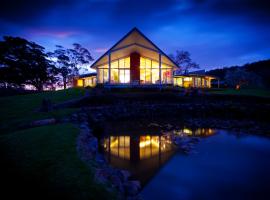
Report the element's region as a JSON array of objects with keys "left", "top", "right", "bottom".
[
  {"left": 0, "top": 36, "right": 93, "bottom": 91},
  {"left": 207, "top": 59, "right": 270, "bottom": 88}
]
